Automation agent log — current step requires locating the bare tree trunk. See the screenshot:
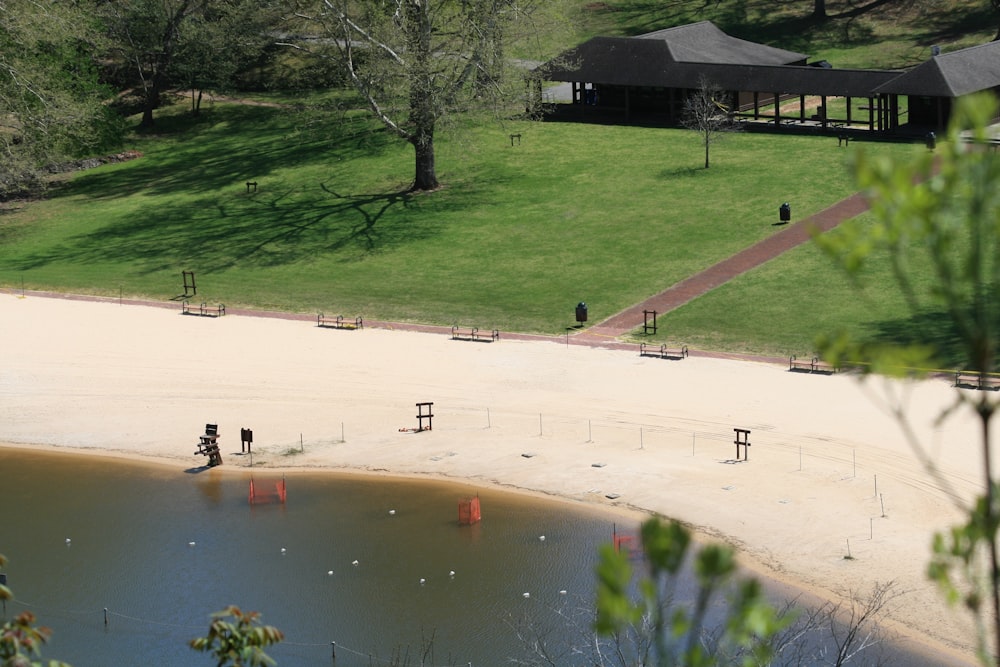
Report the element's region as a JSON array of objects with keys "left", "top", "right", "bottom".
[
  {"left": 404, "top": 0, "right": 439, "bottom": 191},
  {"left": 138, "top": 0, "right": 194, "bottom": 128},
  {"left": 411, "top": 134, "right": 438, "bottom": 191},
  {"left": 813, "top": 0, "right": 827, "bottom": 19},
  {"left": 139, "top": 62, "right": 166, "bottom": 128}
]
